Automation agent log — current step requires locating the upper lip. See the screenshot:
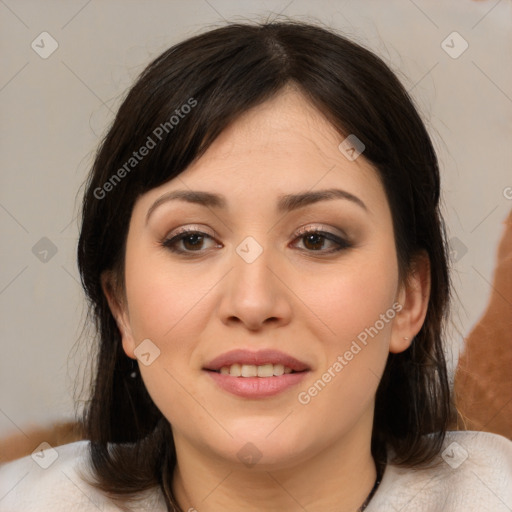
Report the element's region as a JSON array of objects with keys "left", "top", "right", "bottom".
[{"left": 204, "top": 349, "right": 310, "bottom": 372}]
